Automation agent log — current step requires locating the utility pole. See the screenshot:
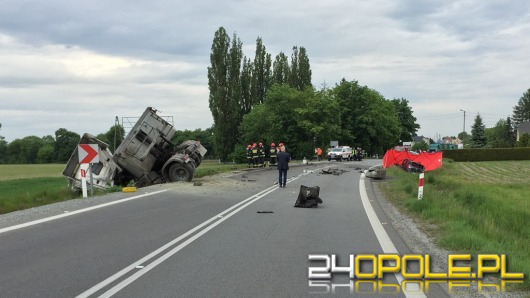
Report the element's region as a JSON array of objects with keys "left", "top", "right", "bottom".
[
  {"left": 460, "top": 109, "right": 466, "bottom": 147},
  {"left": 114, "top": 116, "right": 119, "bottom": 152}
]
